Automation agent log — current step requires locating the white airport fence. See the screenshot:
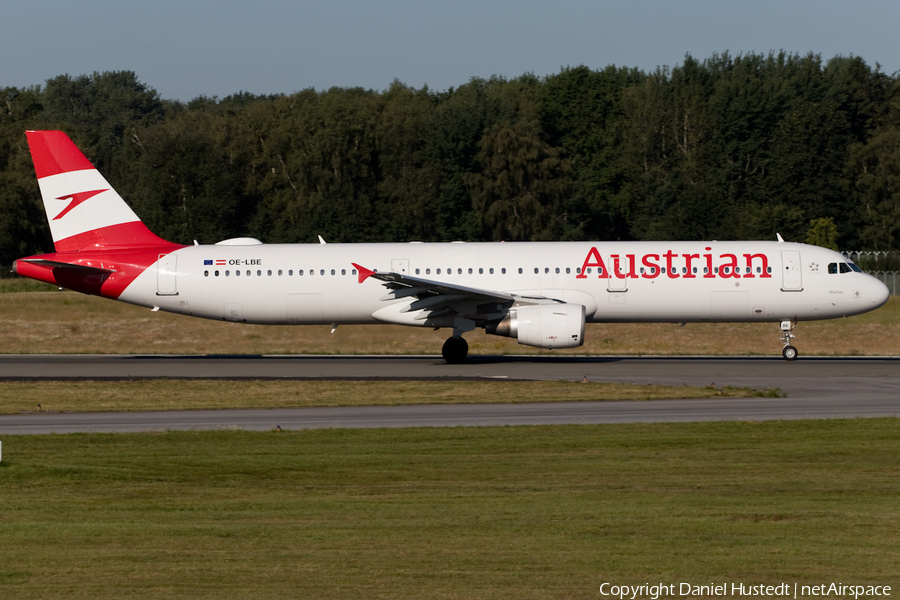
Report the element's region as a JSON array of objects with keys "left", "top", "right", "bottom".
[{"left": 866, "top": 271, "right": 899, "bottom": 295}]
